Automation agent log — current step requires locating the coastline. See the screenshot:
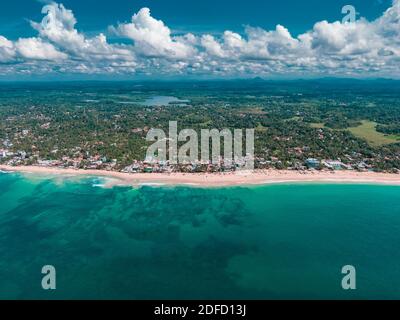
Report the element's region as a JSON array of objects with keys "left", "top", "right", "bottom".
[{"left": 1, "top": 164, "right": 400, "bottom": 187}]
